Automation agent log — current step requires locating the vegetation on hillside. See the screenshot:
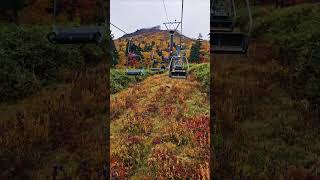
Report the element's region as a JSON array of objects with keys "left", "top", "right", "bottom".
[
  {"left": 109, "top": 19, "right": 211, "bottom": 178},
  {"left": 189, "top": 38, "right": 204, "bottom": 64},
  {"left": 0, "top": 63, "right": 109, "bottom": 179},
  {"left": 0, "top": 23, "right": 111, "bottom": 180},
  {"left": 111, "top": 73, "right": 210, "bottom": 179},
  {"left": 0, "top": 0, "right": 110, "bottom": 179},
  {"left": 113, "top": 30, "right": 210, "bottom": 69},
  {"left": 0, "top": 24, "right": 111, "bottom": 102},
  {"left": 0, "top": 0, "right": 105, "bottom": 25},
  {"left": 110, "top": 69, "right": 167, "bottom": 94},
  {"left": 213, "top": 3, "right": 320, "bottom": 179},
  {"left": 249, "top": 4, "right": 320, "bottom": 121},
  {"left": 213, "top": 44, "right": 320, "bottom": 179},
  {"left": 189, "top": 63, "right": 210, "bottom": 93}
]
